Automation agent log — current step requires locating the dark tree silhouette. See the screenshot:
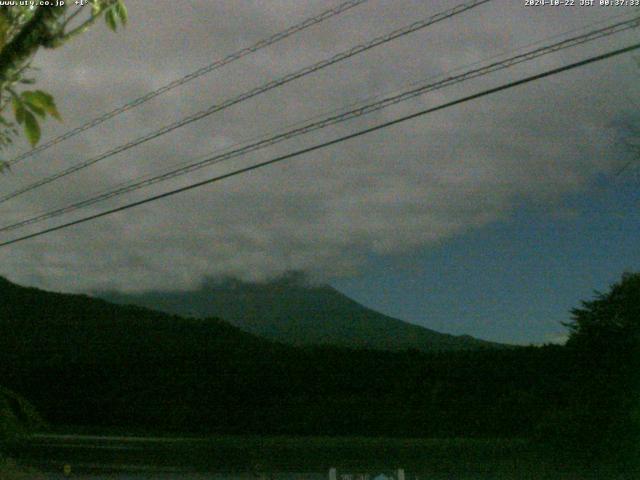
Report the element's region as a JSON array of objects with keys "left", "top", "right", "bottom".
[
  {"left": 565, "top": 272, "right": 640, "bottom": 353},
  {"left": 561, "top": 272, "right": 640, "bottom": 467}
]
